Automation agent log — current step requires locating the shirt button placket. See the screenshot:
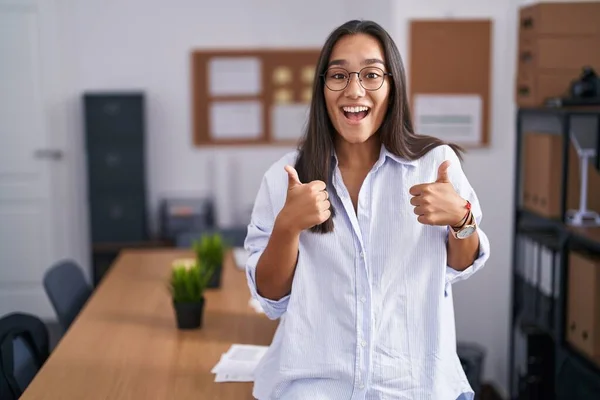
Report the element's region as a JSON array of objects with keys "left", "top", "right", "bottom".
[{"left": 358, "top": 249, "right": 370, "bottom": 393}]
